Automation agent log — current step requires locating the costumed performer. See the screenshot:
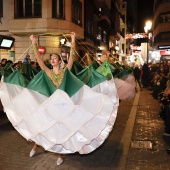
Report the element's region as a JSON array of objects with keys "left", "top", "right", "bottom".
[
  {"left": 0, "top": 32, "right": 118, "bottom": 167},
  {"left": 29, "top": 32, "right": 75, "bottom": 165}
]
